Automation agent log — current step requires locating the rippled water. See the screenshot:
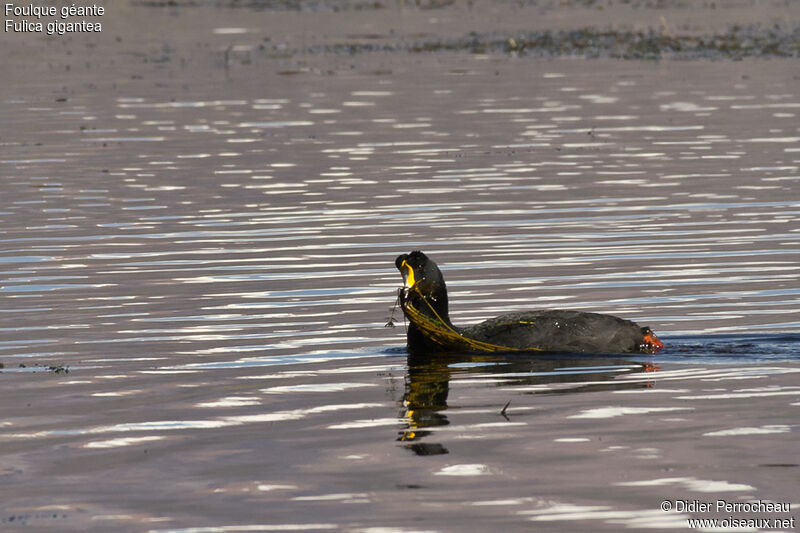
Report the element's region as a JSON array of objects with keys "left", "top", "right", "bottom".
[{"left": 1, "top": 43, "right": 798, "bottom": 531}]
